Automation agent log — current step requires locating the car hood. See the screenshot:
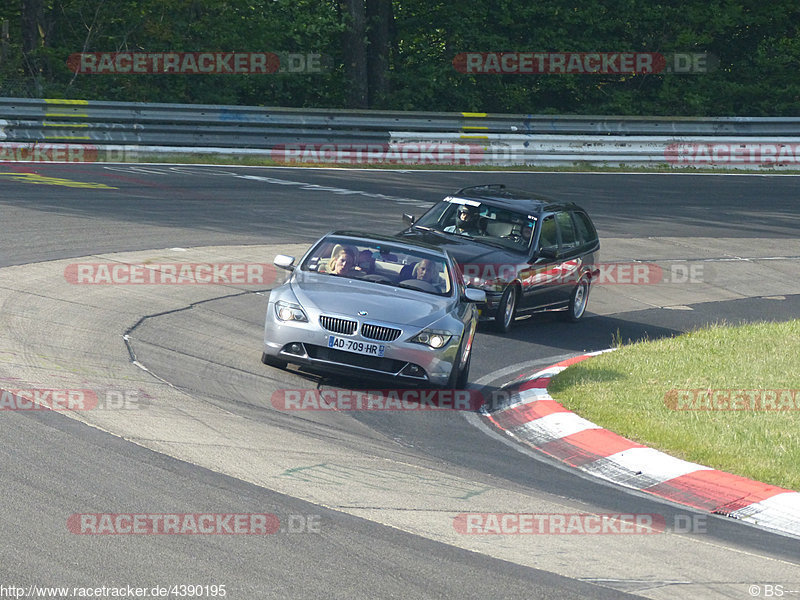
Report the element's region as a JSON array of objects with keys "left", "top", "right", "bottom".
[
  {"left": 398, "top": 228, "right": 527, "bottom": 265},
  {"left": 291, "top": 272, "right": 449, "bottom": 328}
]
